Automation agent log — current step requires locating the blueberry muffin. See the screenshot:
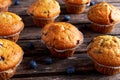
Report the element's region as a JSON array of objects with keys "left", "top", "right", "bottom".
[
  {"left": 87, "top": 35, "right": 120, "bottom": 75},
  {"left": 41, "top": 22, "right": 83, "bottom": 58},
  {"left": 63, "top": 0, "right": 90, "bottom": 14},
  {"left": 0, "top": 12, "right": 24, "bottom": 42},
  {"left": 27, "top": 0, "right": 60, "bottom": 28},
  {"left": 87, "top": 2, "right": 120, "bottom": 33},
  {"left": 0, "top": 0, "right": 12, "bottom": 12},
  {"left": 0, "top": 39, "right": 23, "bottom": 80}
]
